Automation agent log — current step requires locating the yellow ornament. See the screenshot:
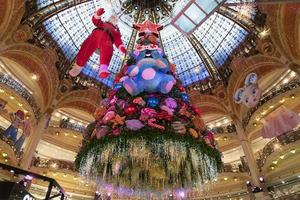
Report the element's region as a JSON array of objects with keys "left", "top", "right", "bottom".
[
  {"left": 189, "top": 128, "right": 199, "bottom": 139},
  {"left": 111, "top": 114, "right": 126, "bottom": 128}
]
